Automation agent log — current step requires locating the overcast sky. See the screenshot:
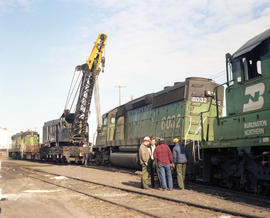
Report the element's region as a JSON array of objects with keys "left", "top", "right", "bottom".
[{"left": 1, "top": 0, "right": 270, "bottom": 142}]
